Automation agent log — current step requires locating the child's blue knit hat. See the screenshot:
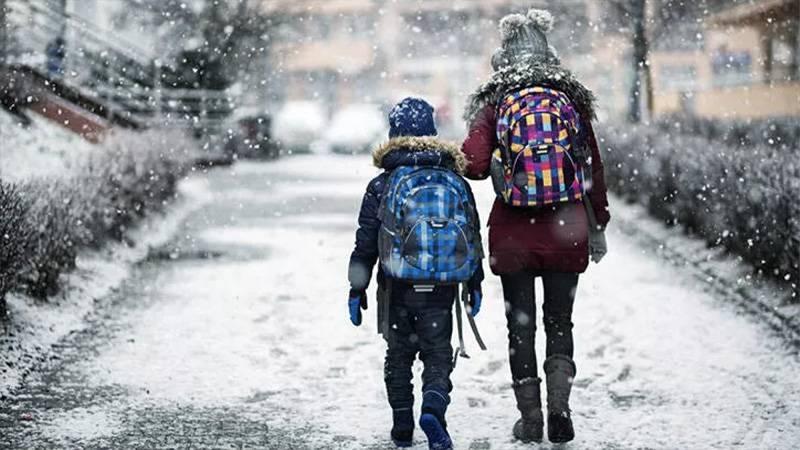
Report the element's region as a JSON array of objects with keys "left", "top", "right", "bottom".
[{"left": 388, "top": 97, "right": 437, "bottom": 138}]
